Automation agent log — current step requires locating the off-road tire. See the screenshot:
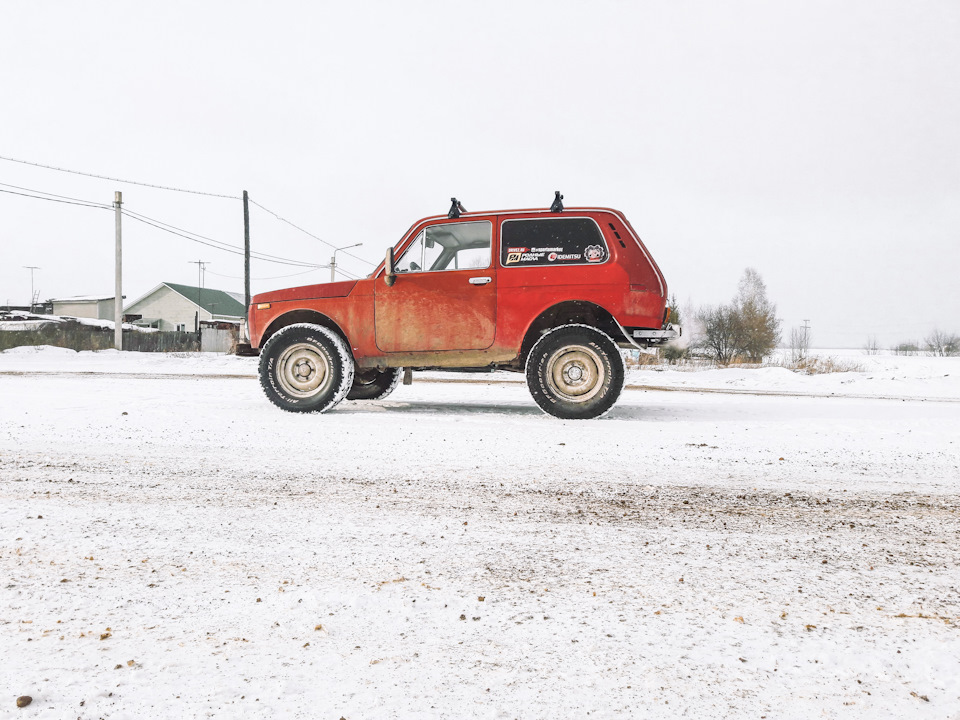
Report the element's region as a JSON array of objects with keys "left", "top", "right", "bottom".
[
  {"left": 258, "top": 323, "right": 355, "bottom": 413},
  {"left": 525, "top": 324, "right": 624, "bottom": 419},
  {"left": 347, "top": 367, "right": 403, "bottom": 401}
]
